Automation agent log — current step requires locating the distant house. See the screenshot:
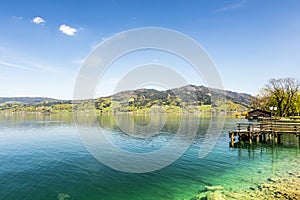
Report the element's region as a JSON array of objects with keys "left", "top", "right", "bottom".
[{"left": 247, "top": 109, "right": 271, "bottom": 120}]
